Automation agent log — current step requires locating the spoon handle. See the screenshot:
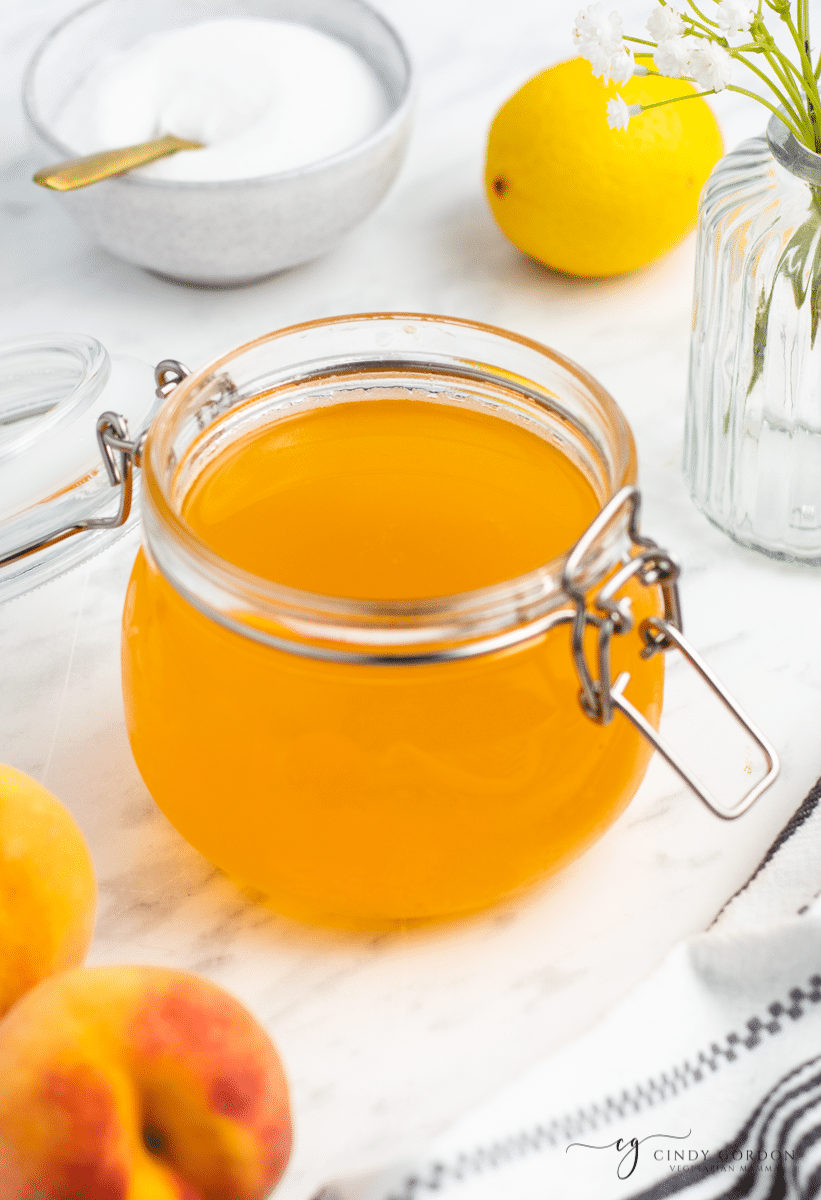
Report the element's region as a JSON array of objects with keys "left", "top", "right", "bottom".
[{"left": 33, "top": 134, "right": 203, "bottom": 191}]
